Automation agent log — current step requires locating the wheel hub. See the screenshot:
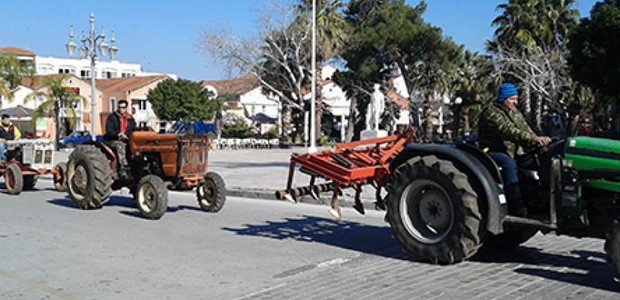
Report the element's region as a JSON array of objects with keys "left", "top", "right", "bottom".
[
  {"left": 400, "top": 180, "right": 454, "bottom": 244},
  {"left": 139, "top": 183, "right": 157, "bottom": 212},
  {"left": 198, "top": 180, "right": 216, "bottom": 206}
]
